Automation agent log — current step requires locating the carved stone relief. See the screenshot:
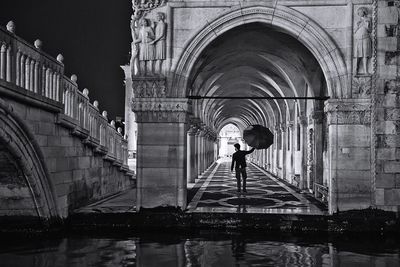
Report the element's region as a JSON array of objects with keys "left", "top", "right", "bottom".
[
  {"left": 132, "top": 77, "right": 166, "bottom": 98},
  {"left": 384, "top": 79, "right": 400, "bottom": 95},
  {"left": 131, "top": 0, "right": 167, "bottom": 77},
  {"left": 352, "top": 76, "right": 372, "bottom": 97}
]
